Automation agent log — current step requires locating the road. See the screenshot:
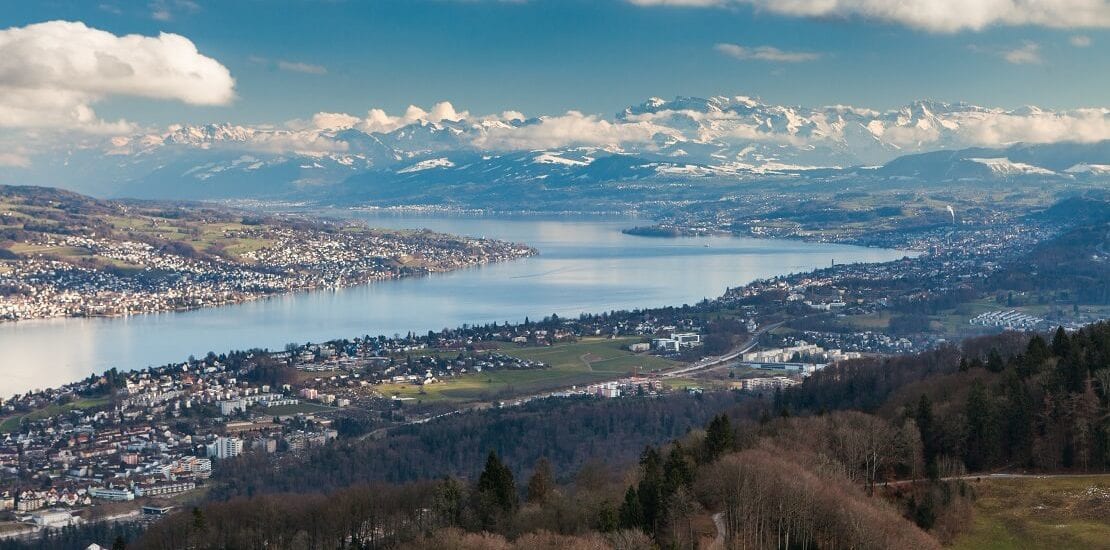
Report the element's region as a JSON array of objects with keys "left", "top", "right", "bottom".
[
  {"left": 878, "top": 471, "right": 1110, "bottom": 487},
  {"left": 660, "top": 321, "right": 784, "bottom": 379}
]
